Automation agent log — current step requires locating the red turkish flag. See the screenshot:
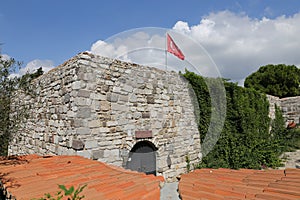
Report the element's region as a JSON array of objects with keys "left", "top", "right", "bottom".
[{"left": 167, "top": 34, "right": 185, "bottom": 60}]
